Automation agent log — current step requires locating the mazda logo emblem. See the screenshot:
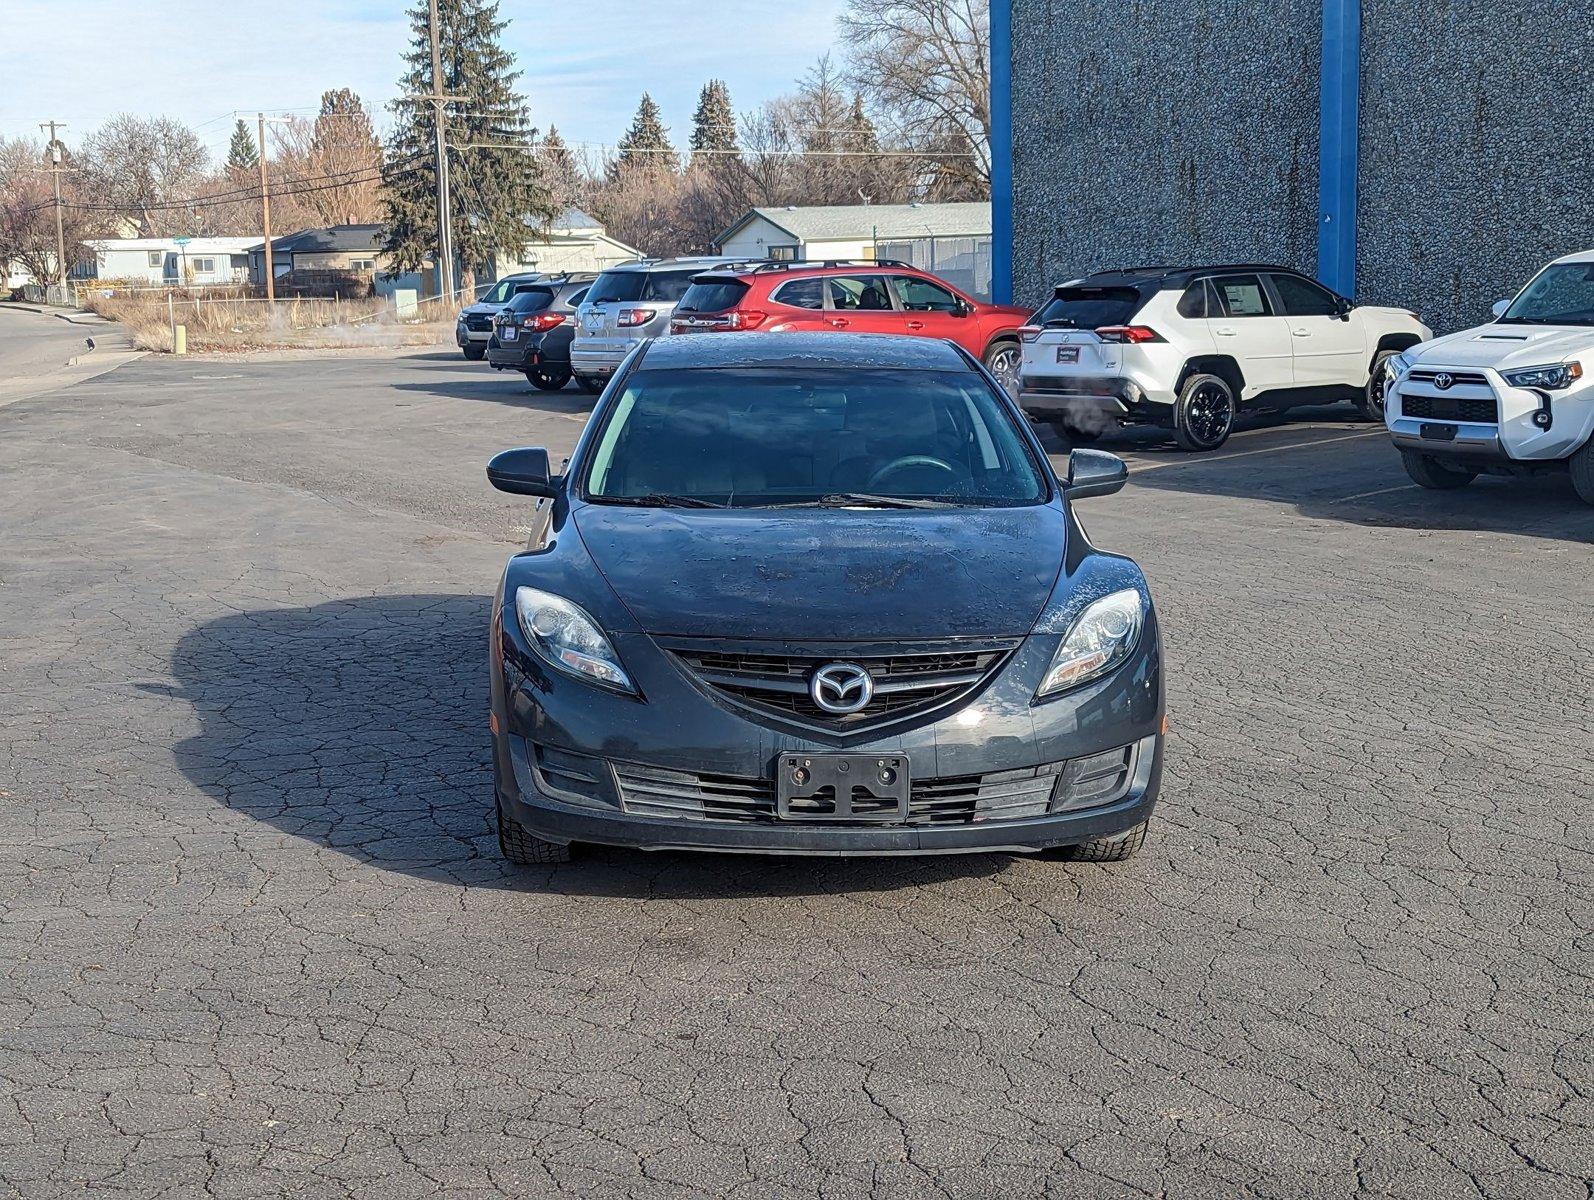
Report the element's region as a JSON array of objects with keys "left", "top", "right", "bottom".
[
  {"left": 810, "top": 662, "right": 874, "bottom": 715},
  {"left": 1433, "top": 372, "right": 1454, "bottom": 390}
]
